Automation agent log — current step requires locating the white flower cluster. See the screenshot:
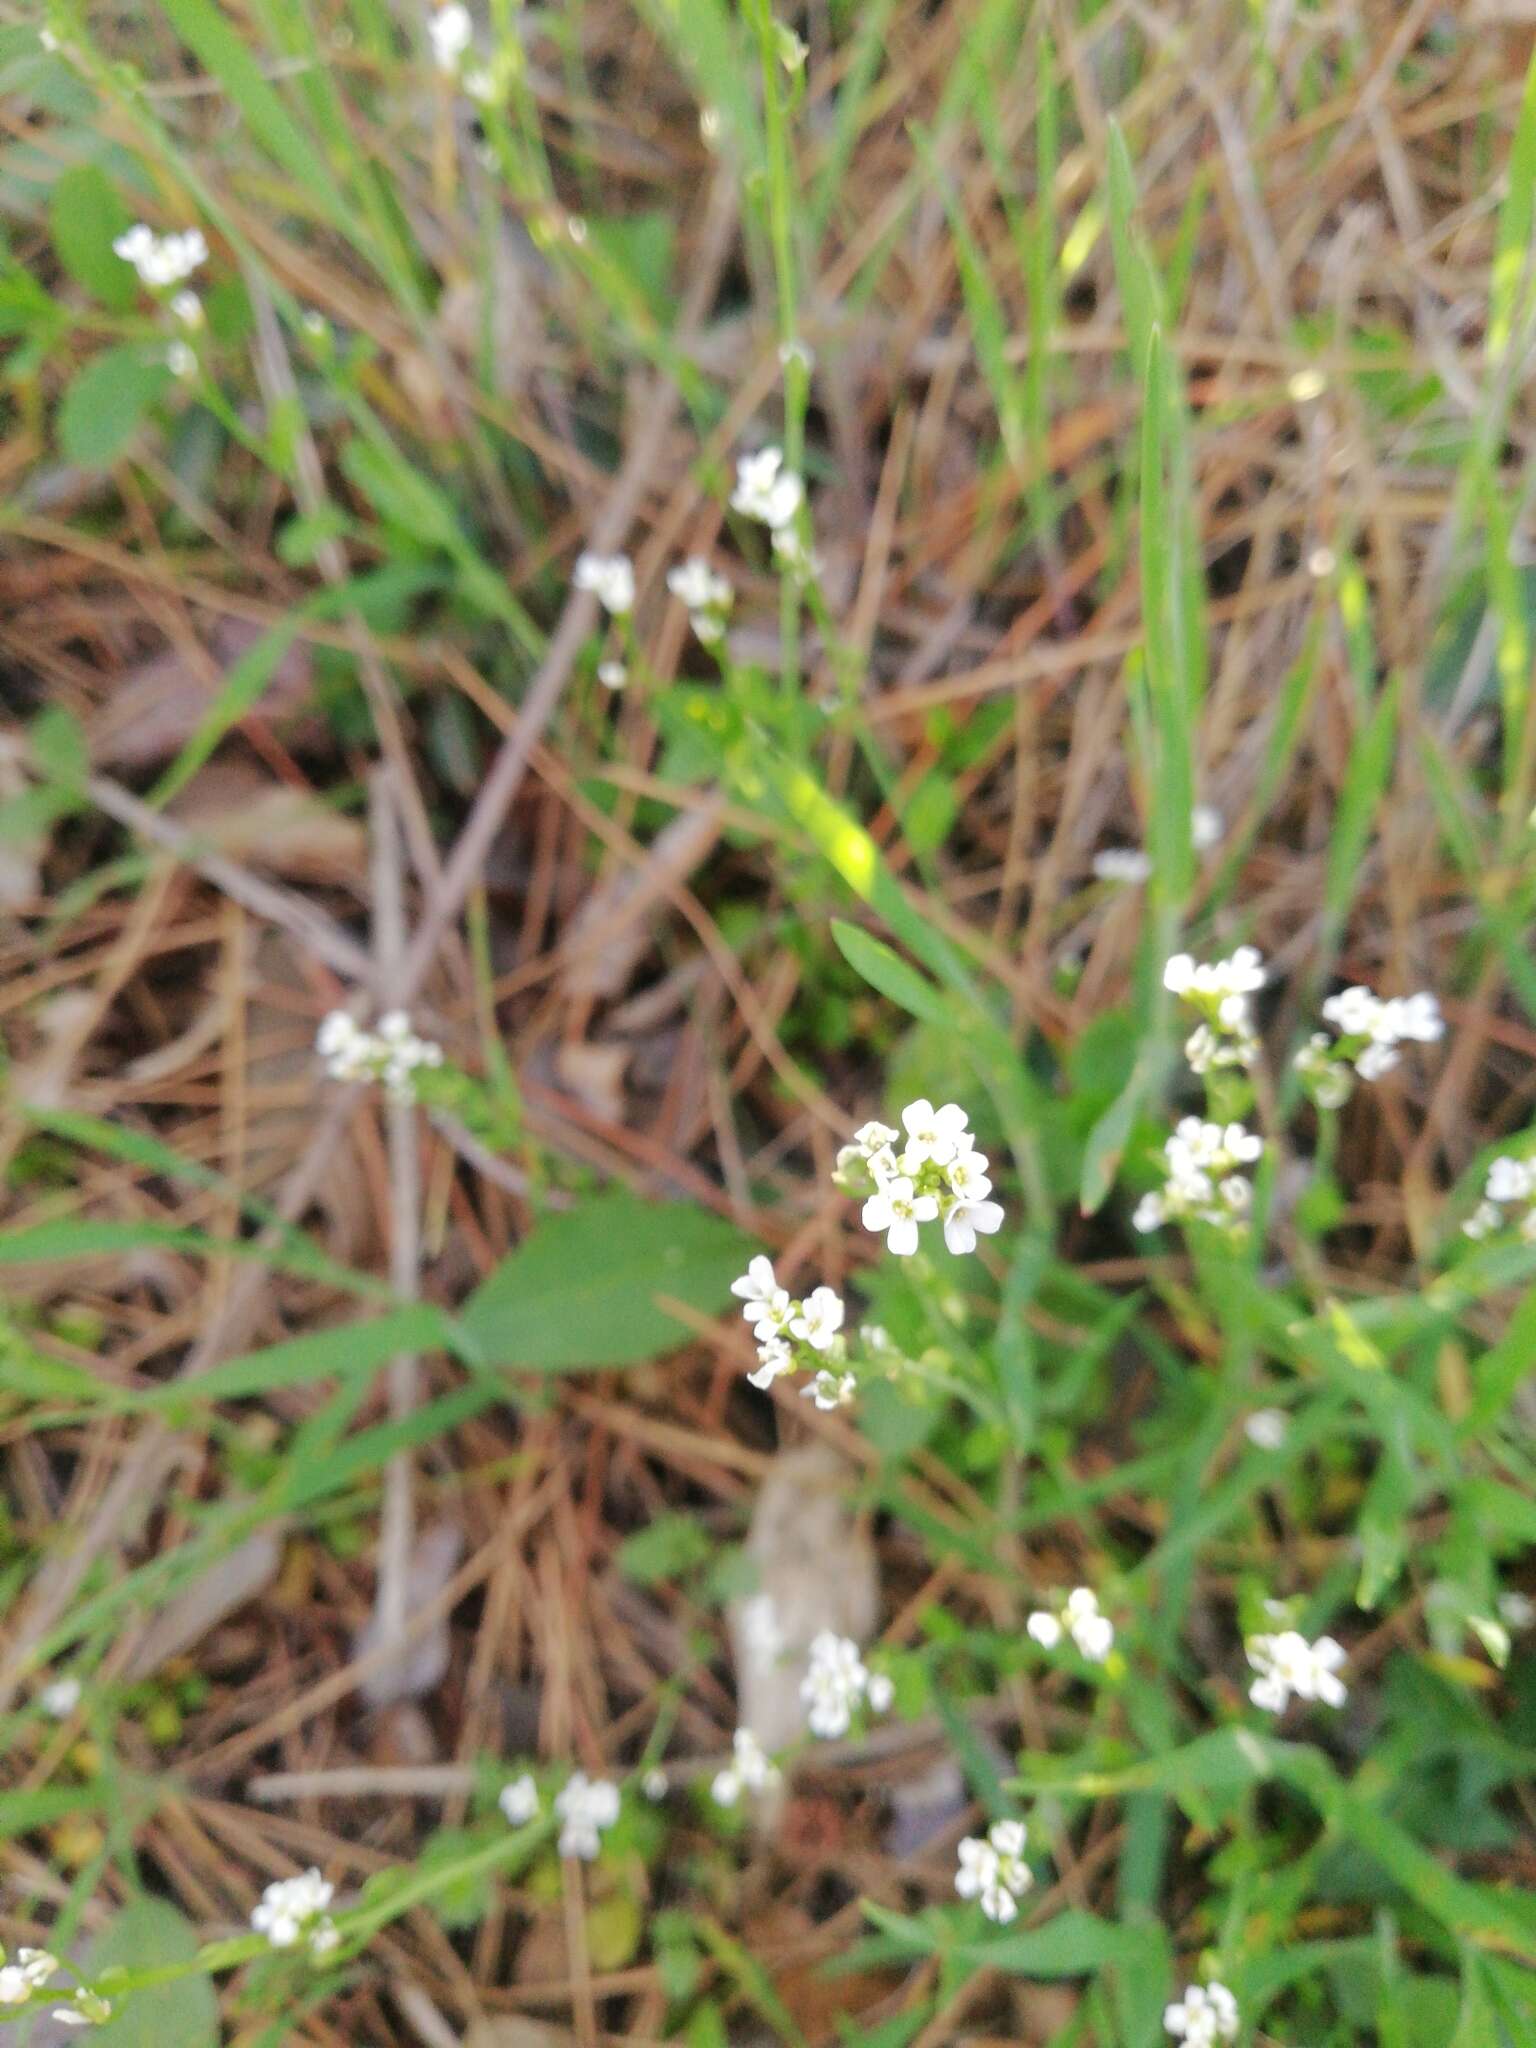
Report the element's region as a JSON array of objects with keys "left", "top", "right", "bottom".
[
  {"left": 553, "top": 1772, "right": 620, "bottom": 1859},
  {"left": 1297, "top": 983, "right": 1444, "bottom": 1105},
  {"left": 731, "top": 445, "right": 803, "bottom": 531},
  {"left": 954, "top": 1818, "right": 1031, "bottom": 1924},
  {"left": 840, "top": 1101, "right": 1004, "bottom": 1257},
  {"left": 1026, "top": 1586, "right": 1115, "bottom": 1663},
  {"left": 316, "top": 1009, "right": 443, "bottom": 1102},
  {"left": 1133, "top": 1117, "right": 1263, "bottom": 1238},
  {"left": 1463, "top": 1153, "right": 1536, "bottom": 1242},
  {"left": 731, "top": 1255, "right": 848, "bottom": 1395},
  {"left": 427, "top": 1, "right": 472, "bottom": 67},
  {"left": 1164, "top": 1981, "right": 1240, "bottom": 2044},
  {"left": 1094, "top": 805, "right": 1221, "bottom": 885},
  {"left": 667, "top": 557, "right": 733, "bottom": 644},
  {"left": 498, "top": 1773, "right": 539, "bottom": 1825},
  {"left": 0, "top": 1948, "right": 58, "bottom": 2005},
  {"left": 1246, "top": 1628, "right": 1347, "bottom": 1713},
  {"left": 573, "top": 551, "right": 636, "bottom": 616},
  {"left": 711, "top": 1727, "right": 780, "bottom": 1806},
  {"left": 800, "top": 1629, "right": 893, "bottom": 1739},
  {"left": 251, "top": 1868, "right": 339, "bottom": 1956},
  {"left": 113, "top": 223, "right": 208, "bottom": 289},
  {"left": 1164, "top": 945, "right": 1264, "bottom": 1074}
]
